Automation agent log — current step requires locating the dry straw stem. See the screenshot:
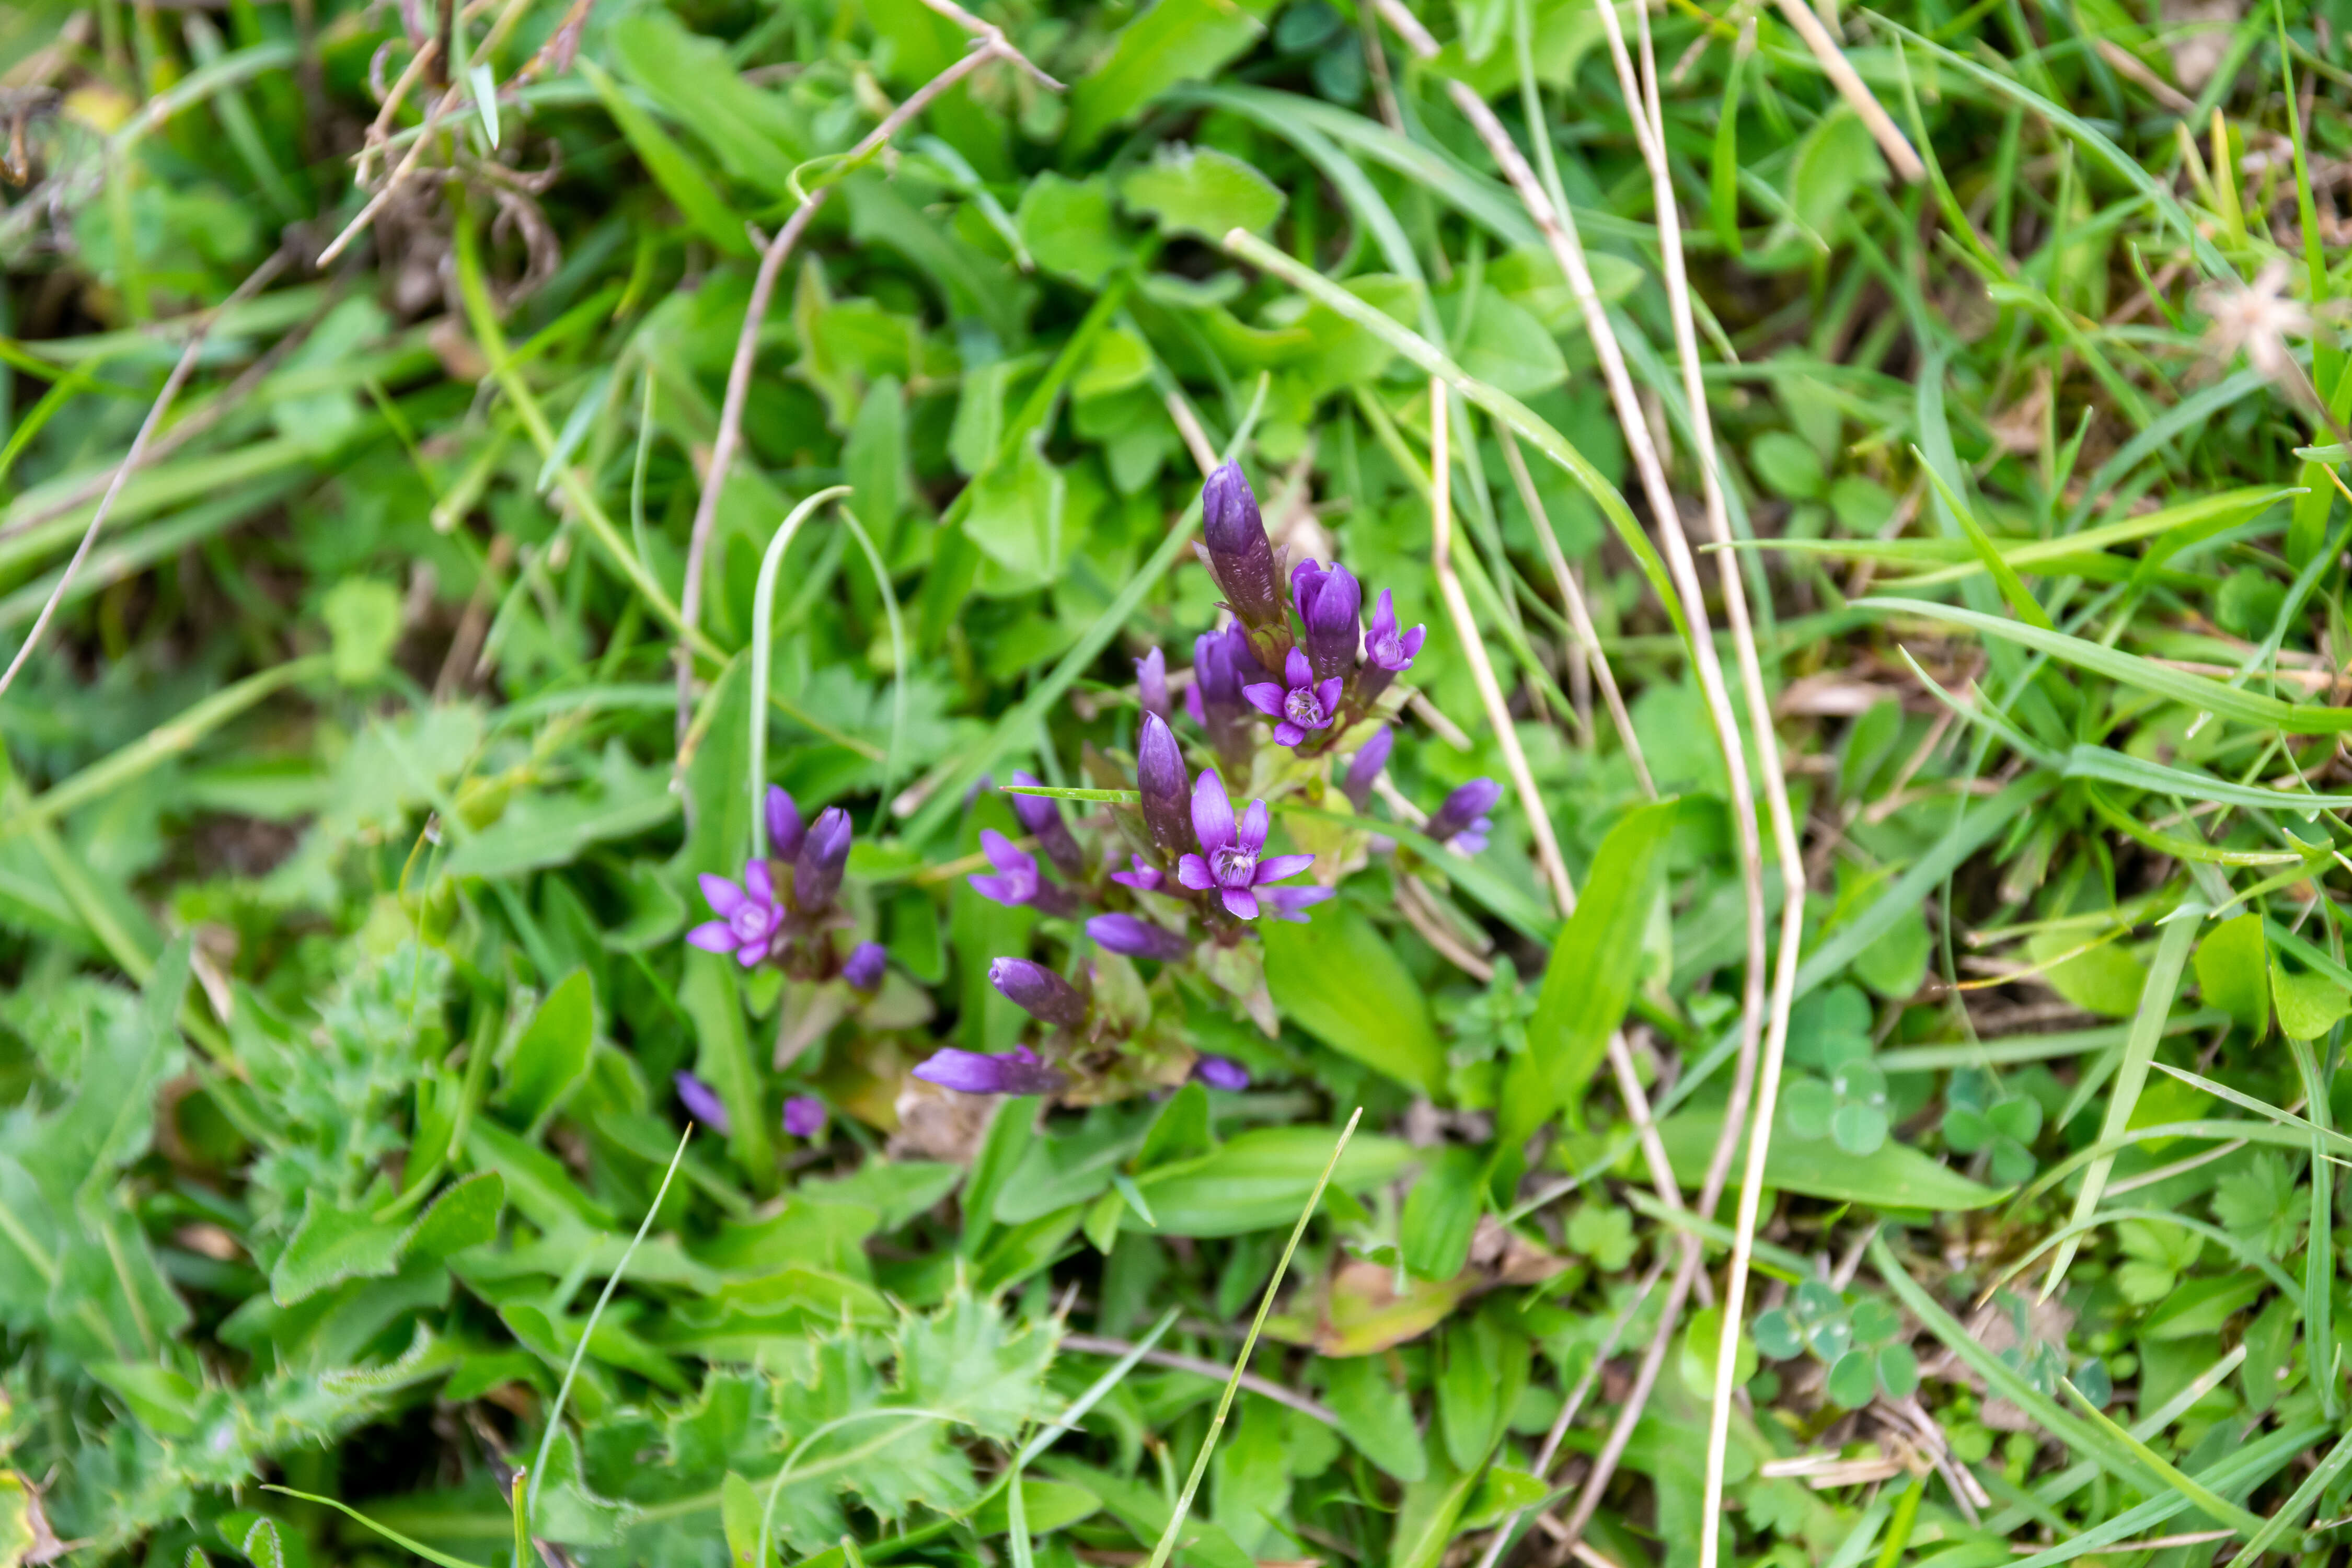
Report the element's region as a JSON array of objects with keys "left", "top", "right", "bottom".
[
  {"left": 1585, "top": 2, "right": 1811, "bottom": 1561},
  {"left": 0, "top": 246, "right": 289, "bottom": 701},
  {"left": 1765, "top": 0, "right": 1925, "bottom": 181},
  {"left": 675, "top": 32, "right": 1041, "bottom": 739},
  {"left": 1428, "top": 377, "right": 1577, "bottom": 915}
]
